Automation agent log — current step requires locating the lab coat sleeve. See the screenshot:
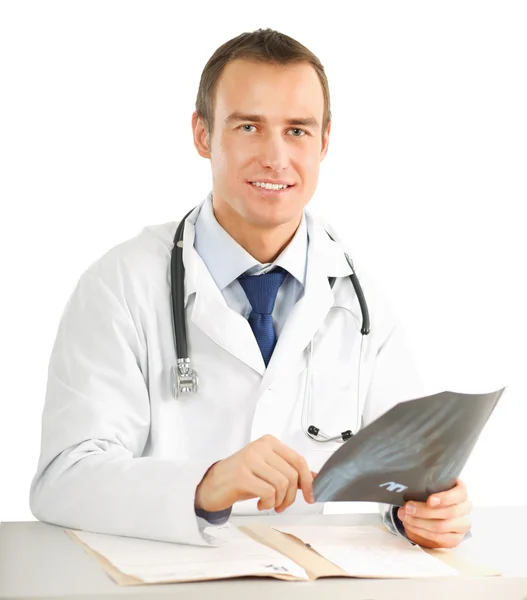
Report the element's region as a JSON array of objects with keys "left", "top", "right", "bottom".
[{"left": 30, "top": 268, "right": 223, "bottom": 546}]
